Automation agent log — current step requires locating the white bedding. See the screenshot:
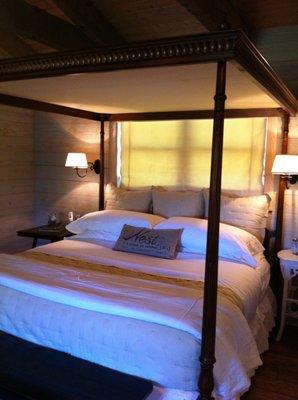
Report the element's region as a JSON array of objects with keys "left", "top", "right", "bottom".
[
  {"left": 0, "top": 238, "right": 273, "bottom": 400},
  {"left": 36, "top": 237, "right": 271, "bottom": 322}
]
